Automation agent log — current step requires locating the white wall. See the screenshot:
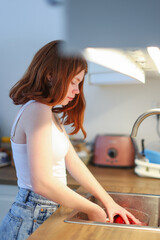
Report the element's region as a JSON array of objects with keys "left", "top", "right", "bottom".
[
  {"left": 0, "top": 0, "right": 65, "bottom": 137},
  {"left": 0, "top": 0, "right": 160, "bottom": 152},
  {"left": 82, "top": 76, "right": 160, "bottom": 150}
]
